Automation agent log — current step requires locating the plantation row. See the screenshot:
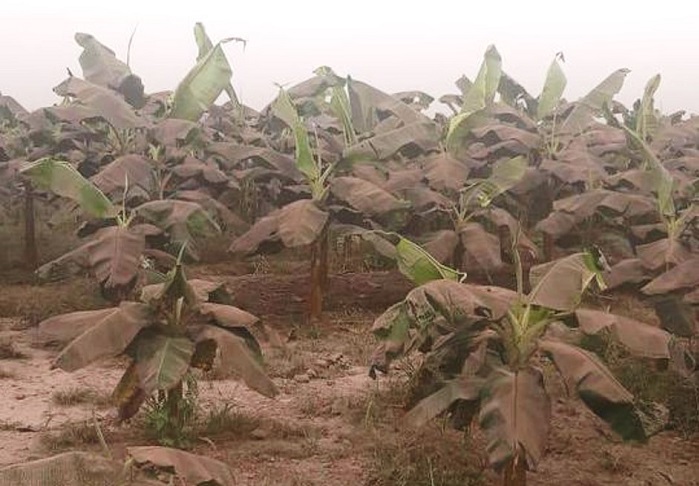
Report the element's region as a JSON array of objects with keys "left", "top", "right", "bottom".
[{"left": 0, "top": 23, "right": 697, "bottom": 485}]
